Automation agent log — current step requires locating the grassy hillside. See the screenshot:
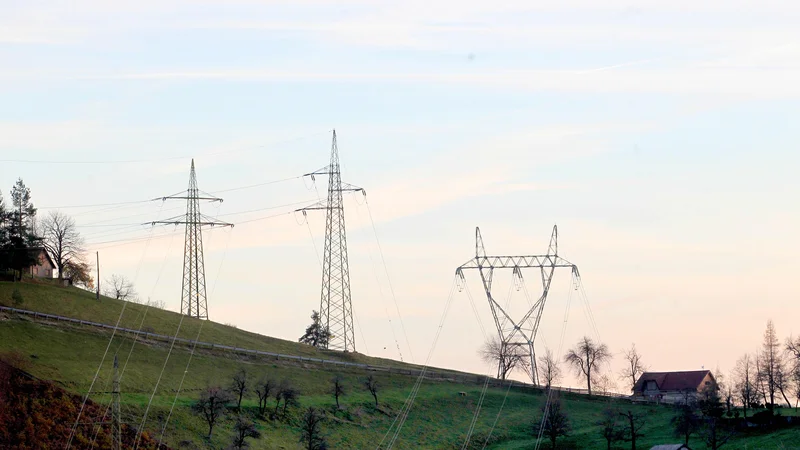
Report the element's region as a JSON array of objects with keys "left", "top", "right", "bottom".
[{"left": 2, "top": 281, "right": 800, "bottom": 449}]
